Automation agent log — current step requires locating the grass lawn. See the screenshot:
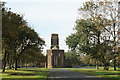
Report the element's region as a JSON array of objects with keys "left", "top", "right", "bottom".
[
  {"left": 1, "top": 67, "right": 120, "bottom": 80},
  {"left": 1, "top": 68, "right": 49, "bottom": 80},
  {"left": 69, "top": 67, "right": 120, "bottom": 80}
]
